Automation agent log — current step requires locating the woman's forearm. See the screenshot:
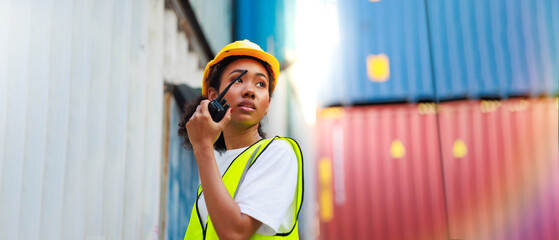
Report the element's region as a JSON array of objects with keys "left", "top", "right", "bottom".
[{"left": 193, "top": 145, "right": 261, "bottom": 240}]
